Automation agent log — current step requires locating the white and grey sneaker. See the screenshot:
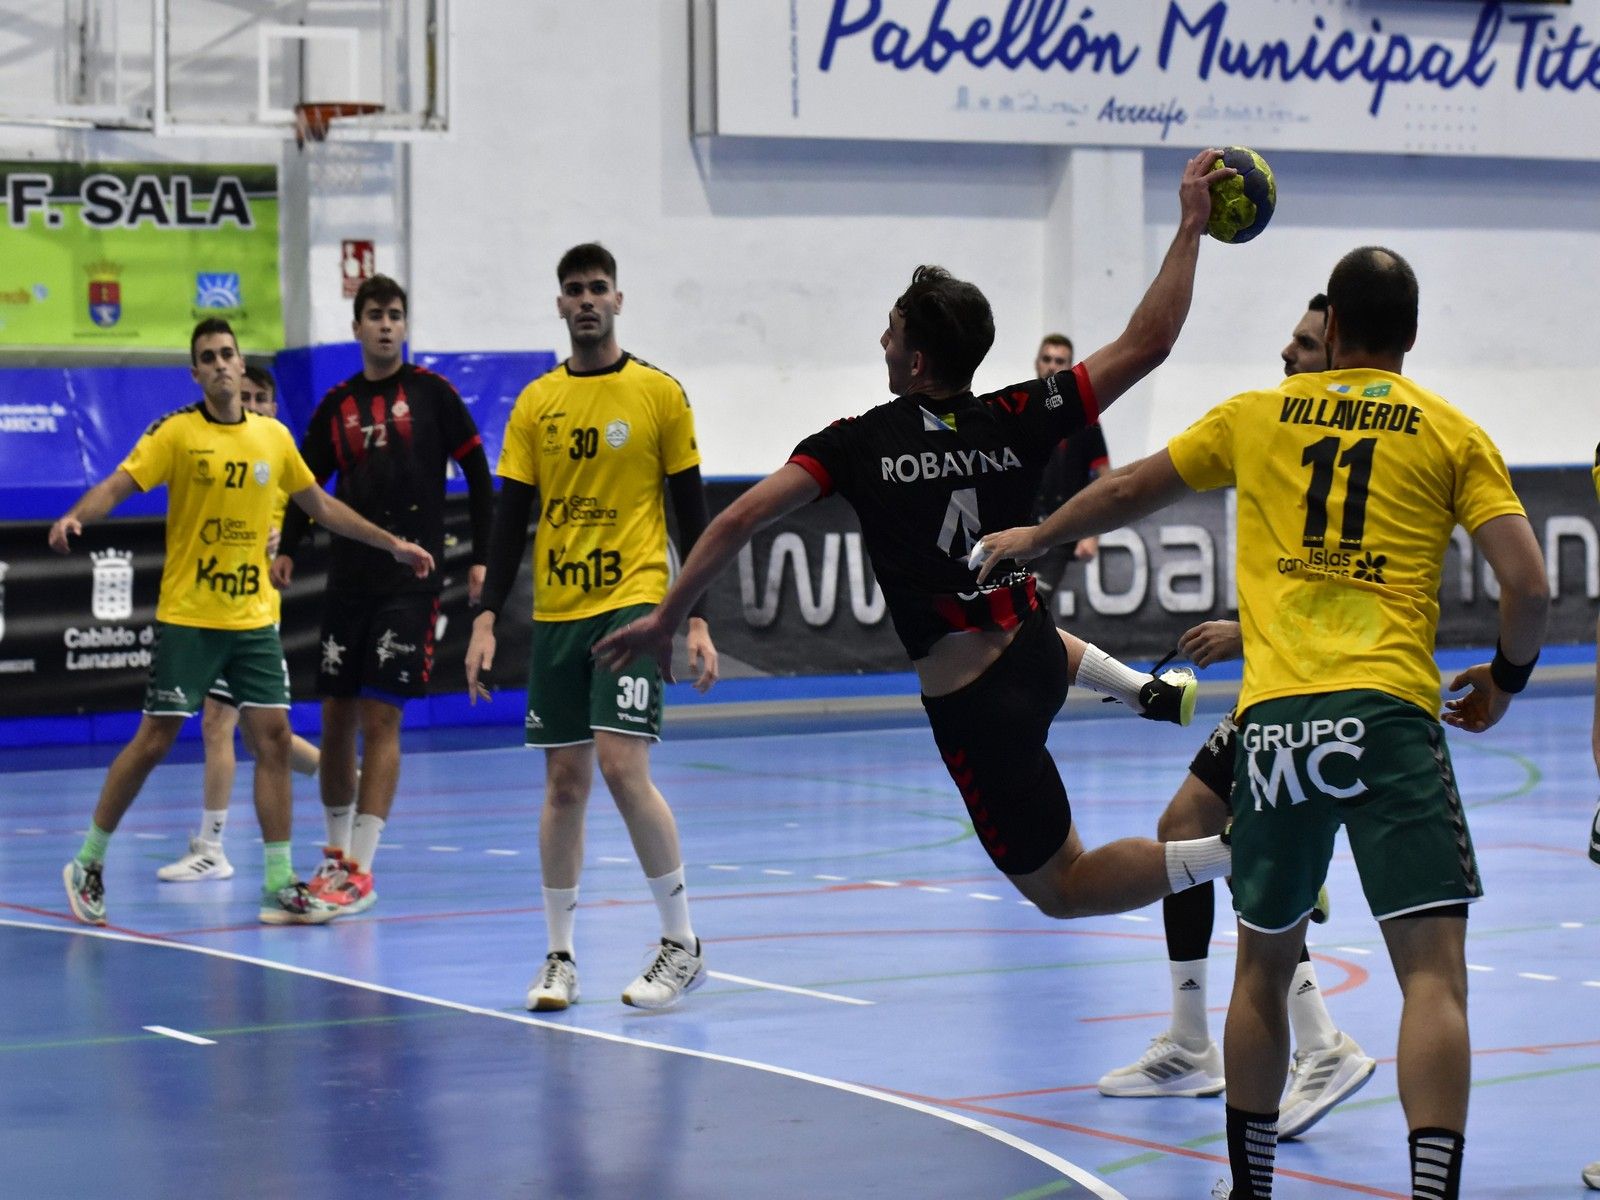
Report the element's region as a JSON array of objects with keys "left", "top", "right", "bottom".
[
  {"left": 1098, "top": 1034, "right": 1225, "bottom": 1097},
  {"left": 621, "top": 937, "right": 705, "bottom": 1010},
  {"left": 156, "top": 837, "right": 234, "bottom": 882},
  {"left": 526, "top": 953, "right": 579, "bottom": 1012},
  {"left": 1582, "top": 1159, "right": 1600, "bottom": 1190},
  {"left": 1210, "top": 1181, "right": 1232, "bottom": 1200},
  {"left": 1278, "top": 1031, "right": 1377, "bottom": 1139}
]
